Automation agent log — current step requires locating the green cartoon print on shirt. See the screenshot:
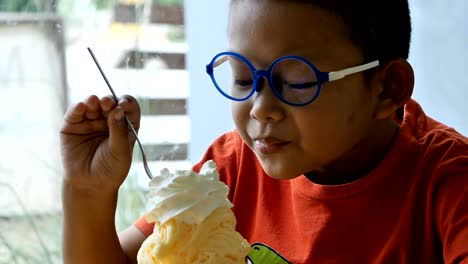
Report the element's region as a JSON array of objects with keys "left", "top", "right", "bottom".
[{"left": 246, "top": 243, "right": 291, "bottom": 264}]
